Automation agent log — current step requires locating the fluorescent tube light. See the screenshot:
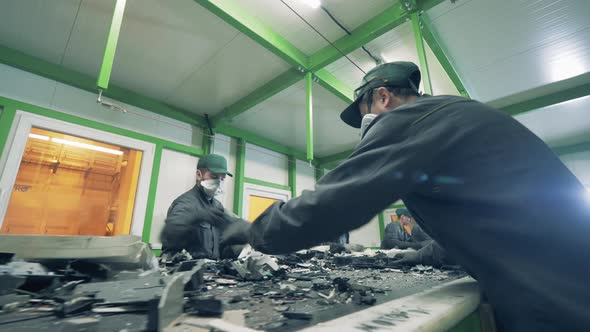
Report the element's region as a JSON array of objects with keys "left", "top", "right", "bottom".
[
  {"left": 28, "top": 133, "right": 50, "bottom": 141},
  {"left": 51, "top": 137, "right": 124, "bottom": 156}
]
